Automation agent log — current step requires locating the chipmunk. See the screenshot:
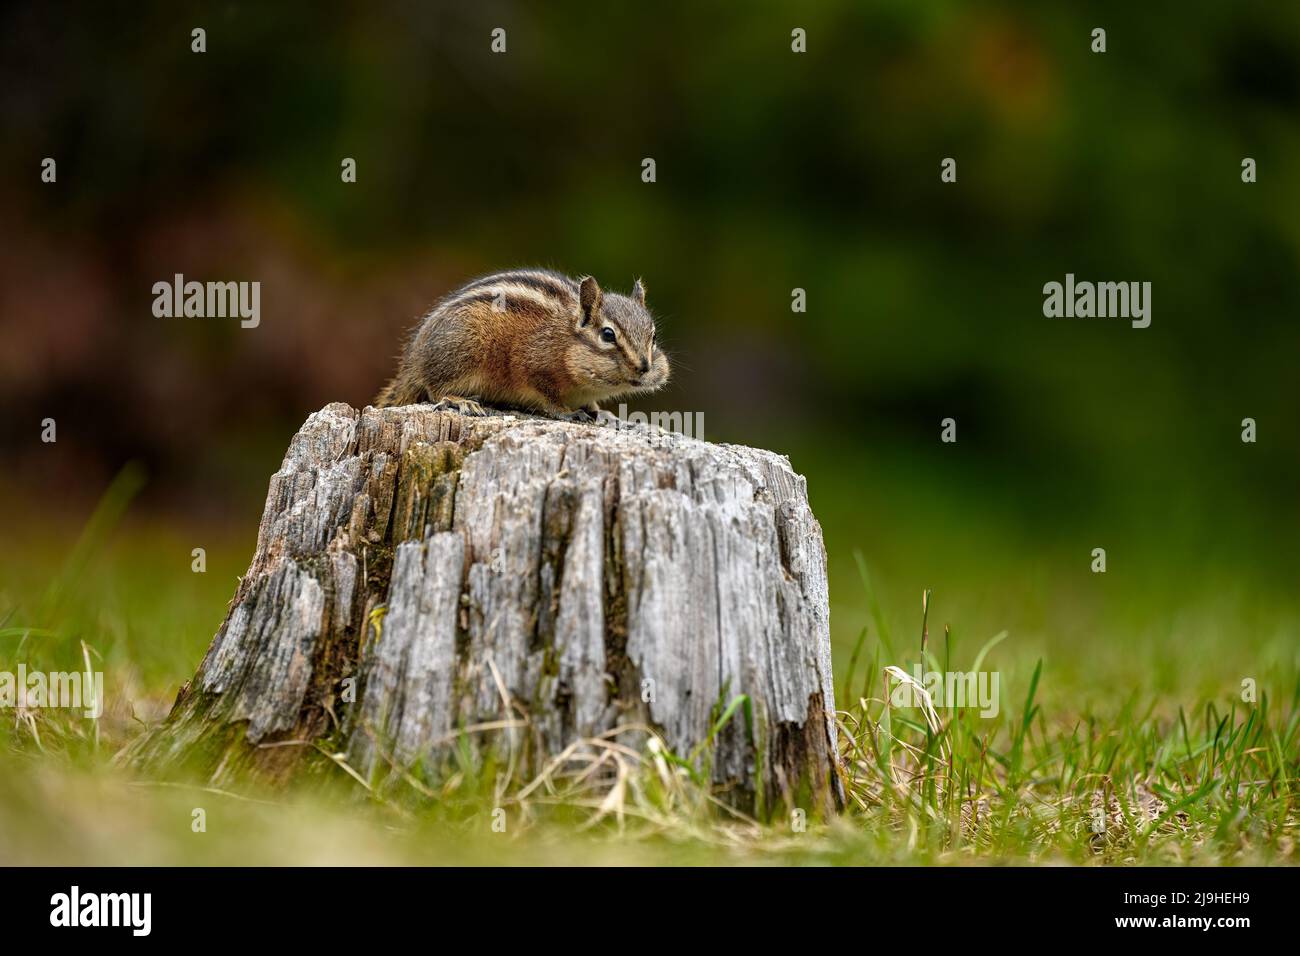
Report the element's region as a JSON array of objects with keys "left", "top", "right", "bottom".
[{"left": 374, "top": 269, "right": 670, "bottom": 417}]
